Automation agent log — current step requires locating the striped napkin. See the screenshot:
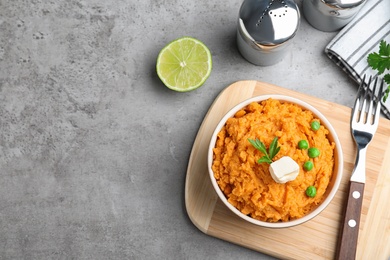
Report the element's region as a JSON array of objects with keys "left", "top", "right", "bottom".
[{"left": 325, "top": 0, "right": 390, "bottom": 119}]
